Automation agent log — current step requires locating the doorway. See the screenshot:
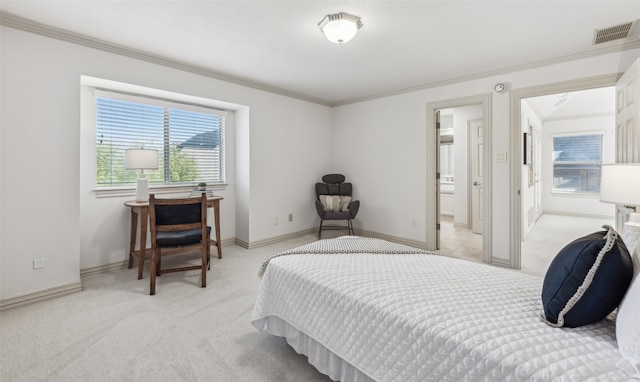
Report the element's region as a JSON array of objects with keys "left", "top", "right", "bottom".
[
  {"left": 427, "top": 94, "right": 492, "bottom": 263},
  {"left": 519, "top": 87, "right": 617, "bottom": 275},
  {"left": 509, "top": 70, "right": 637, "bottom": 270}
]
